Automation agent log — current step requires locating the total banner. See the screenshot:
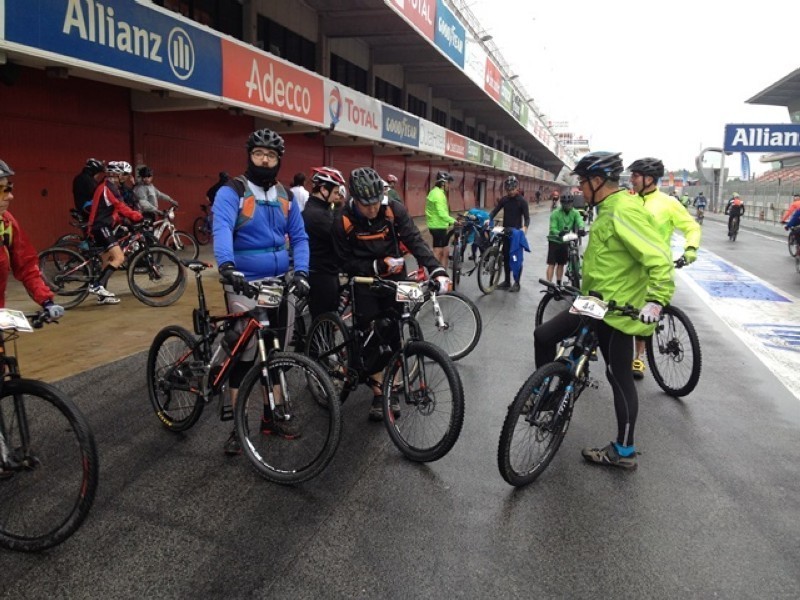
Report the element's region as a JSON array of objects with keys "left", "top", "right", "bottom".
[{"left": 323, "top": 81, "right": 381, "bottom": 139}]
